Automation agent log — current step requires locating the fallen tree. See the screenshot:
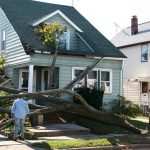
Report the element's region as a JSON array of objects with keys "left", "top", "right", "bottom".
[{"left": 0, "top": 87, "right": 147, "bottom": 134}]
